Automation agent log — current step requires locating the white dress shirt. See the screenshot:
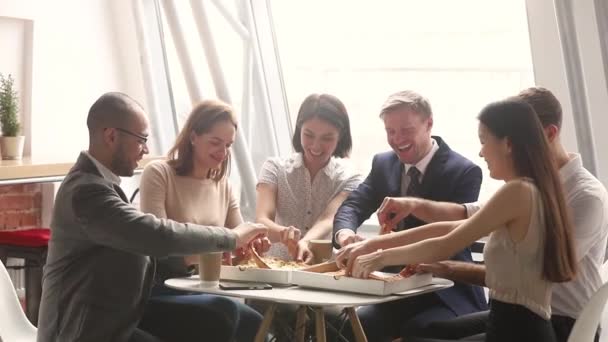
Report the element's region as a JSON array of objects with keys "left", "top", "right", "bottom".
[{"left": 400, "top": 138, "right": 439, "bottom": 195}]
